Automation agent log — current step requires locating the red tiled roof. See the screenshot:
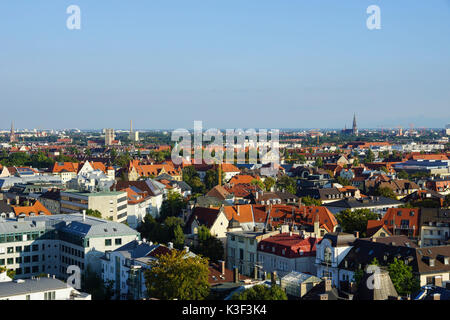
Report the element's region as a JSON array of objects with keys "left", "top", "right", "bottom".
[{"left": 258, "top": 234, "right": 320, "bottom": 258}]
